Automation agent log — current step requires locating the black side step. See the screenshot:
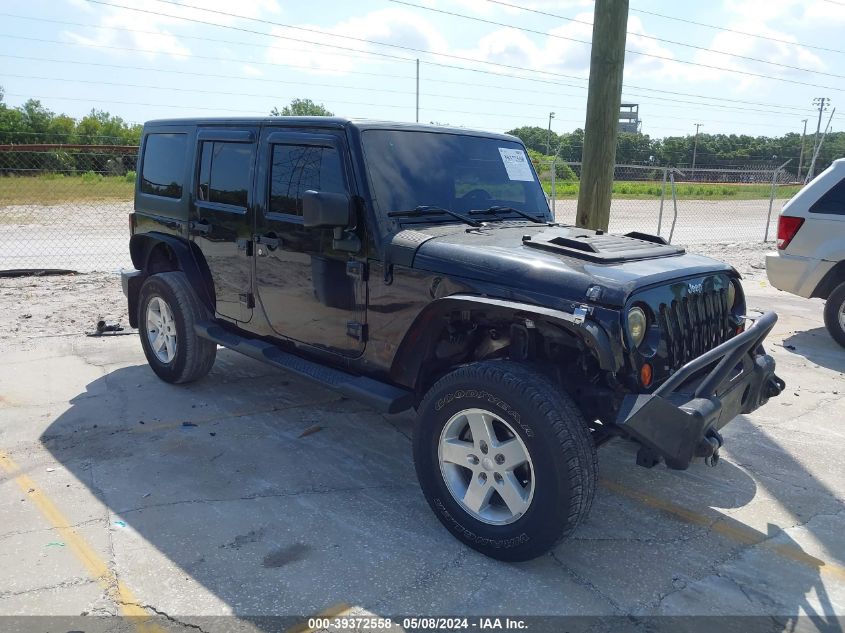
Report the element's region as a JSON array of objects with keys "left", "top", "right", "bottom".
[{"left": 195, "top": 322, "right": 414, "bottom": 414}]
